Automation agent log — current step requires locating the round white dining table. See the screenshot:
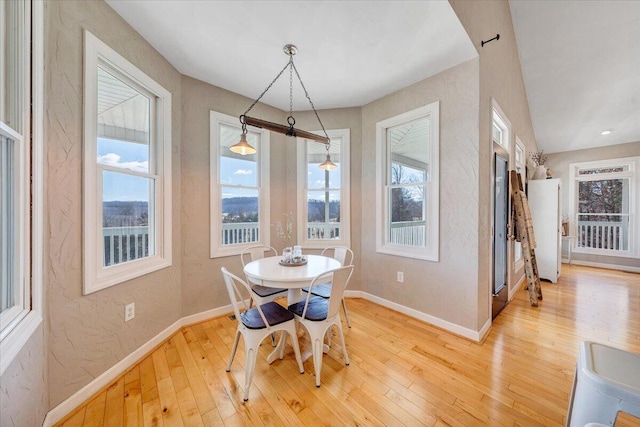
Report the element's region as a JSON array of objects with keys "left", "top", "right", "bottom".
[
  {"left": 243, "top": 254, "right": 341, "bottom": 363},
  {"left": 243, "top": 254, "right": 341, "bottom": 304}
]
